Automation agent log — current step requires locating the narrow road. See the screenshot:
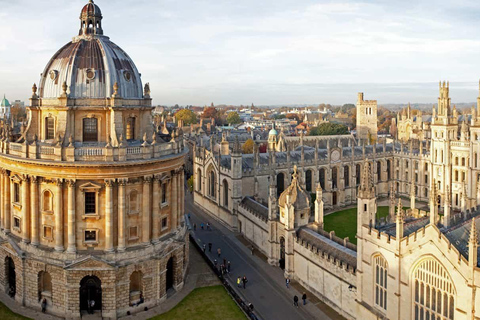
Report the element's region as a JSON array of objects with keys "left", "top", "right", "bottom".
[{"left": 185, "top": 190, "right": 335, "bottom": 320}]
